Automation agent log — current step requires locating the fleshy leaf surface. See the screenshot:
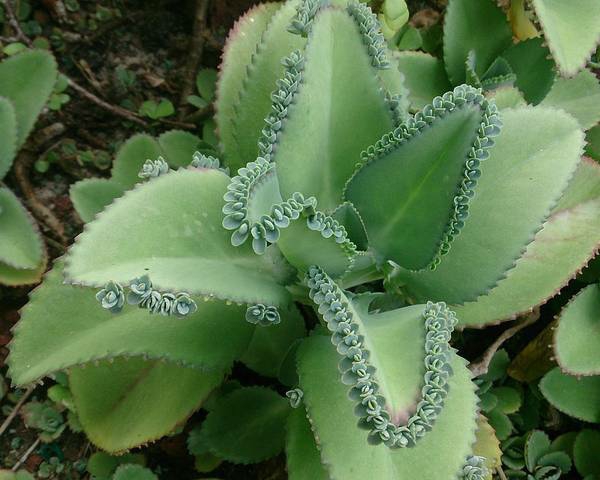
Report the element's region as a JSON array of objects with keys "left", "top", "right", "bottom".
[
  {"left": 286, "top": 408, "right": 329, "bottom": 480},
  {"left": 110, "top": 134, "right": 163, "bottom": 188},
  {"left": 65, "top": 169, "right": 290, "bottom": 306},
  {"left": 70, "top": 357, "right": 223, "bottom": 452},
  {"left": 8, "top": 262, "right": 254, "bottom": 385},
  {"left": 395, "top": 52, "right": 451, "bottom": 111},
  {"left": 574, "top": 430, "right": 600, "bottom": 477},
  {"left": 70, "top": 179, "right": 125, "bottom": 224},
  {"left": 0, "top": 97, "right": 17, "bottom": 180}
]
